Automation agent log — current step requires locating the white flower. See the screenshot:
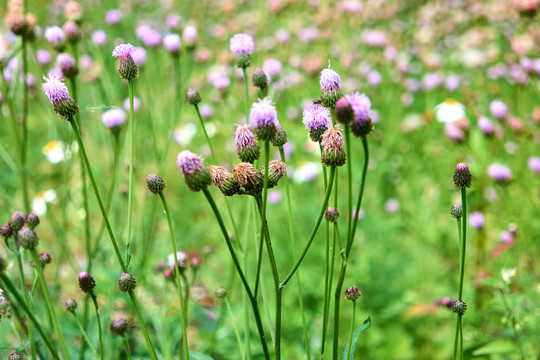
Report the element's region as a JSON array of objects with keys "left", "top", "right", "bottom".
[
  {"left": 501, "top": 268, "right": 517, "bottom": 284},
  {"left": 42, "top": 140, "right": 66, "bottom": 164},
  {"left": 31, "top": 189, "right": 57, "bottom": 216},
  {"left": 173, "top": 123, "right": 197, "bottom": 145},
  {"left": 435, "top": 99, "right": 465, "bottom": 123},
  {"left": 168, "top": 251, "right": 187, "bottom": 269}
]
